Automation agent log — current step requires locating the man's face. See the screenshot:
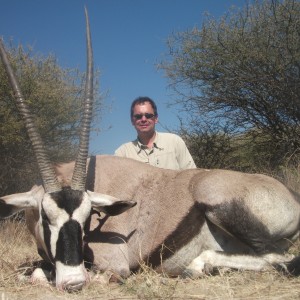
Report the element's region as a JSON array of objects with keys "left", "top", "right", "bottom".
[{"left": 131, "top": 101, "right": 158, "bottom": 135}]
